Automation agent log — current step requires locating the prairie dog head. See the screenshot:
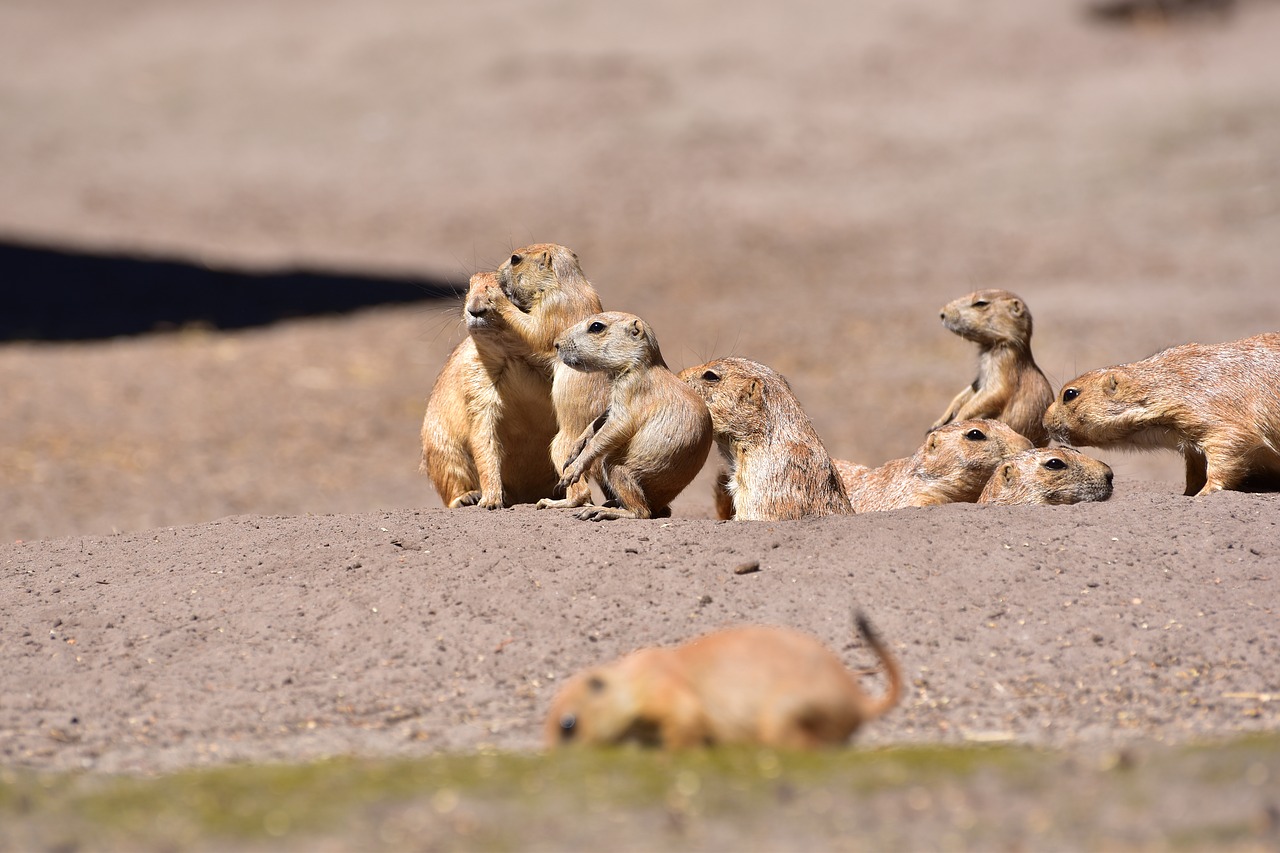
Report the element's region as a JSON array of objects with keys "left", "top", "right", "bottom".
[
  {"left": 940, "top": 289, "right": 1033, "bottom": 347},
  {"left": 679, "top": 357, "right": 797, "bottom": 444},
  {"left": 462, "top": 271, "right": 511, "bottom": 335},
  {"left": 497, "top": 243, "right": 599, "bottom": 315},
  {"left": 555, "top": 312, "right": 665, "bottom": 375},
  {"left": 545, "top": 659, "right": 656, "bottom": 748},
  {"left": 1043, "top": 367, "right": 1172, "bottom": 450},
  {"left": 922, "top": 419, "right": 1034, "bottom": 477},
  {"left": 979, "top": 447, "right": 1114, "bottom": 505}
]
